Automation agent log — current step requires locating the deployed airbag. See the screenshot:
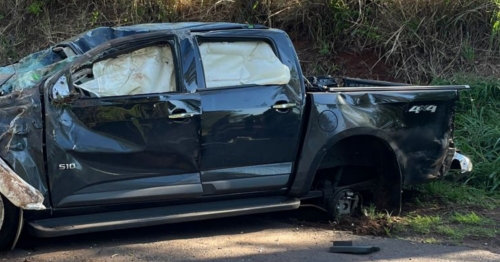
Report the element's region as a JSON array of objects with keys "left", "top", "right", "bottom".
[
  {"left": 198, "top": 41, "right": 291, "bottom": 88},
  {"left": 76, "top": 45, "right": 176, "bottom": 97}
]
